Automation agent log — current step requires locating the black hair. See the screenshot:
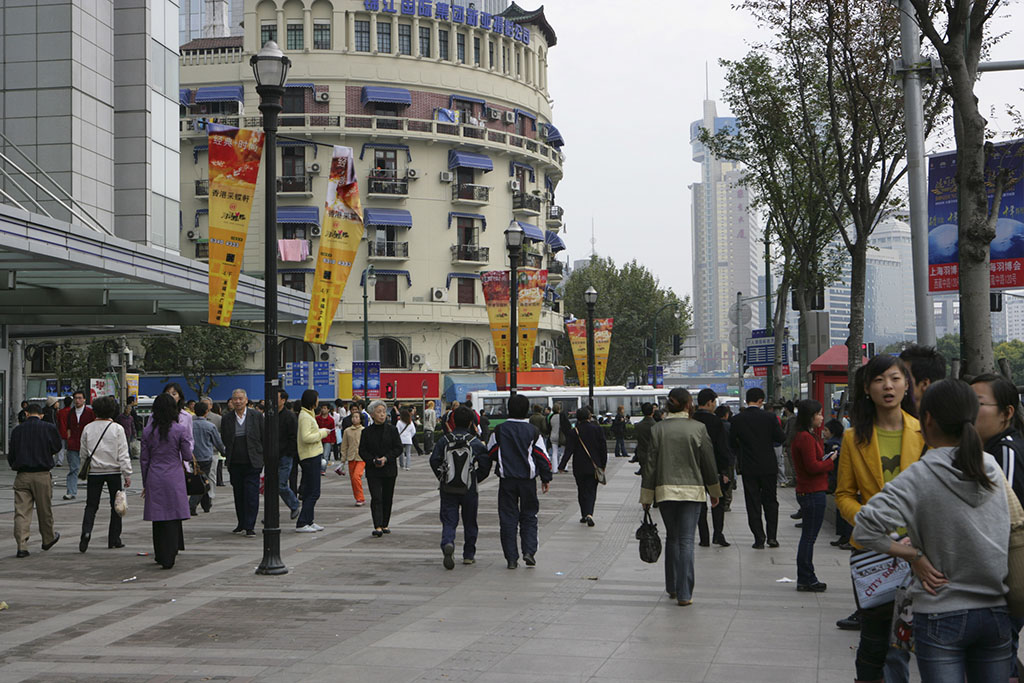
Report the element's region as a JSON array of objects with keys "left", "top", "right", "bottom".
[
  {"left": 92, "top": 395, "right": 118, "bottom": 420},
  {"left": 970, "top": 373, "right": 1024, "bottom": 436},
  {"left": 641, "top": 402, "right": 654, "bottom": 417},
  {"left": 349, "top": 410, "right": 362, "bottom": 424},
  {"left": 652, "top": 408, "right": 663, "bottom": 421},
  {"left": 151, "top": 393, "right": 177, "bottom": 441},
  {"left": 464, "top": 399, "right": 473, "bottom": 409},
  {"left": 899, "top": 344, "right": 948, "bottom": 387},
  {"left": 746, "top": 387, "right": 765, "bottom": 403},
  {"left": 532, "top": 404, "right": 543, "bottom": 413},
  {"left": 194, "top": 401, "right": 209, "bottom": 417},
  {"left": 279, "top": 390, "right": 289, "bottom": 401},
  {"left": 576, "top": 406, "right": 592, "bottom": 422},
  {"left": 697, "top": 388, "right": 717, "bottom": 407},
  {"left": 64, "top": 396, "right": 73, "bottom": 408},
  {"left": 452, "top": 406, "right": 474, "bottom": 429},
  {"left": 666, "top": 387, "right": 692, "bottom": 414},
  {"left": 795, "top": 399, "right": 822, "bottom": 433},
  {"left": 400, "top": 408, "right": 411, "bottom": 423},
  {"left": 785, "top": 400, "right": 795, "bottom": 413},
  {"left": 825, "top": 419, "right": 845, "bottom": 440},
  {"left": 920, "top": 379, "right": 994, "bottom": 490},
  {"left": 714, "top": 405, "right": 731, "bottom": 419},
  {"left": 507, "top": 393, "right": 530, "bottom": 419},
  {"left": 301, "top": 389, "right": 319, "bottom": 410},
  {"left": 24, "top": 403, "right": 42, "bottom": 415},
  {"left": 162, "top": 382, "right": 186, "bottom": 412},
  {"left": 72, "top": 391, "right": 85, "bottom": 400},
  {"left": 851, "top": 354, "right": 915, "bottom": 446}
]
